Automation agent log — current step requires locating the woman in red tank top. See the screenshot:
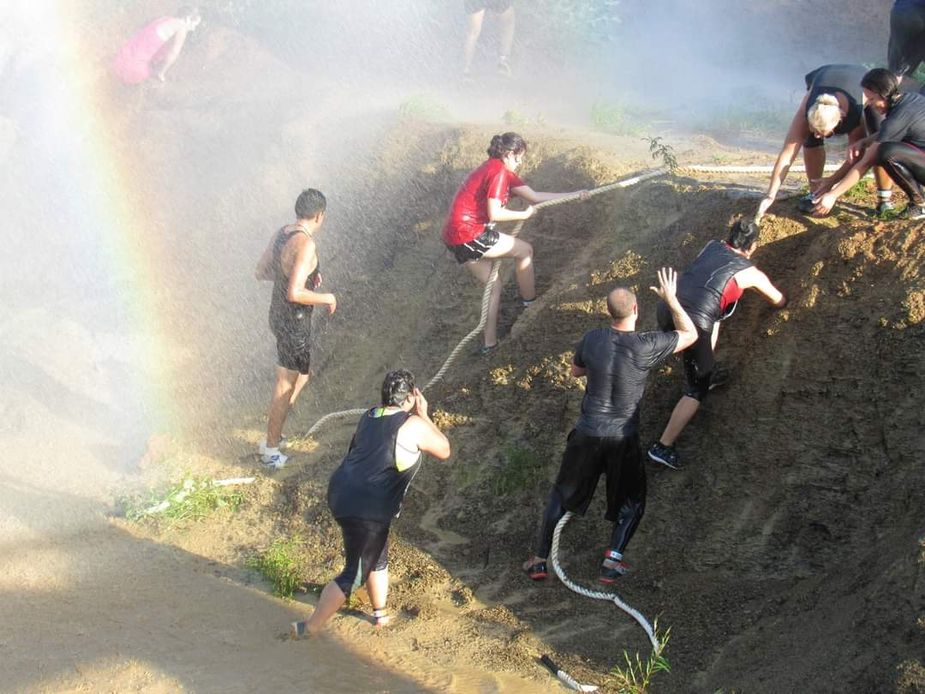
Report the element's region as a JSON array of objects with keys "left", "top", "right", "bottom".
[{"left": 443, "top": 132, "right": 588, "bottom": 353}]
